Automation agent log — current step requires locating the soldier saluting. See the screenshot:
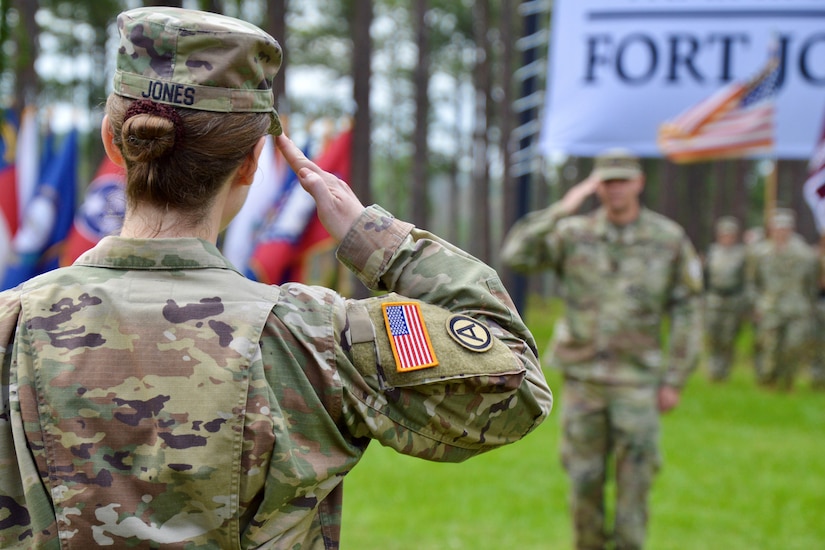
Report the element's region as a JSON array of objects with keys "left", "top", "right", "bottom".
[
  {"left": 502, "top": 149, "right": 703, "bottom": 550},
  {"left": 0, "top": 7, "right": 552, "bottom": 548}
]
